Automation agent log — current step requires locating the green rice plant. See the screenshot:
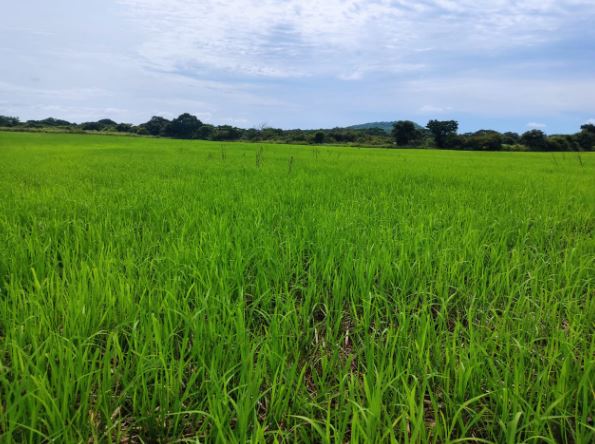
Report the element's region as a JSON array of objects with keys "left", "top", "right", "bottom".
[{"left": 0, "top": 131, "right": 593, "bottom": 443}]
